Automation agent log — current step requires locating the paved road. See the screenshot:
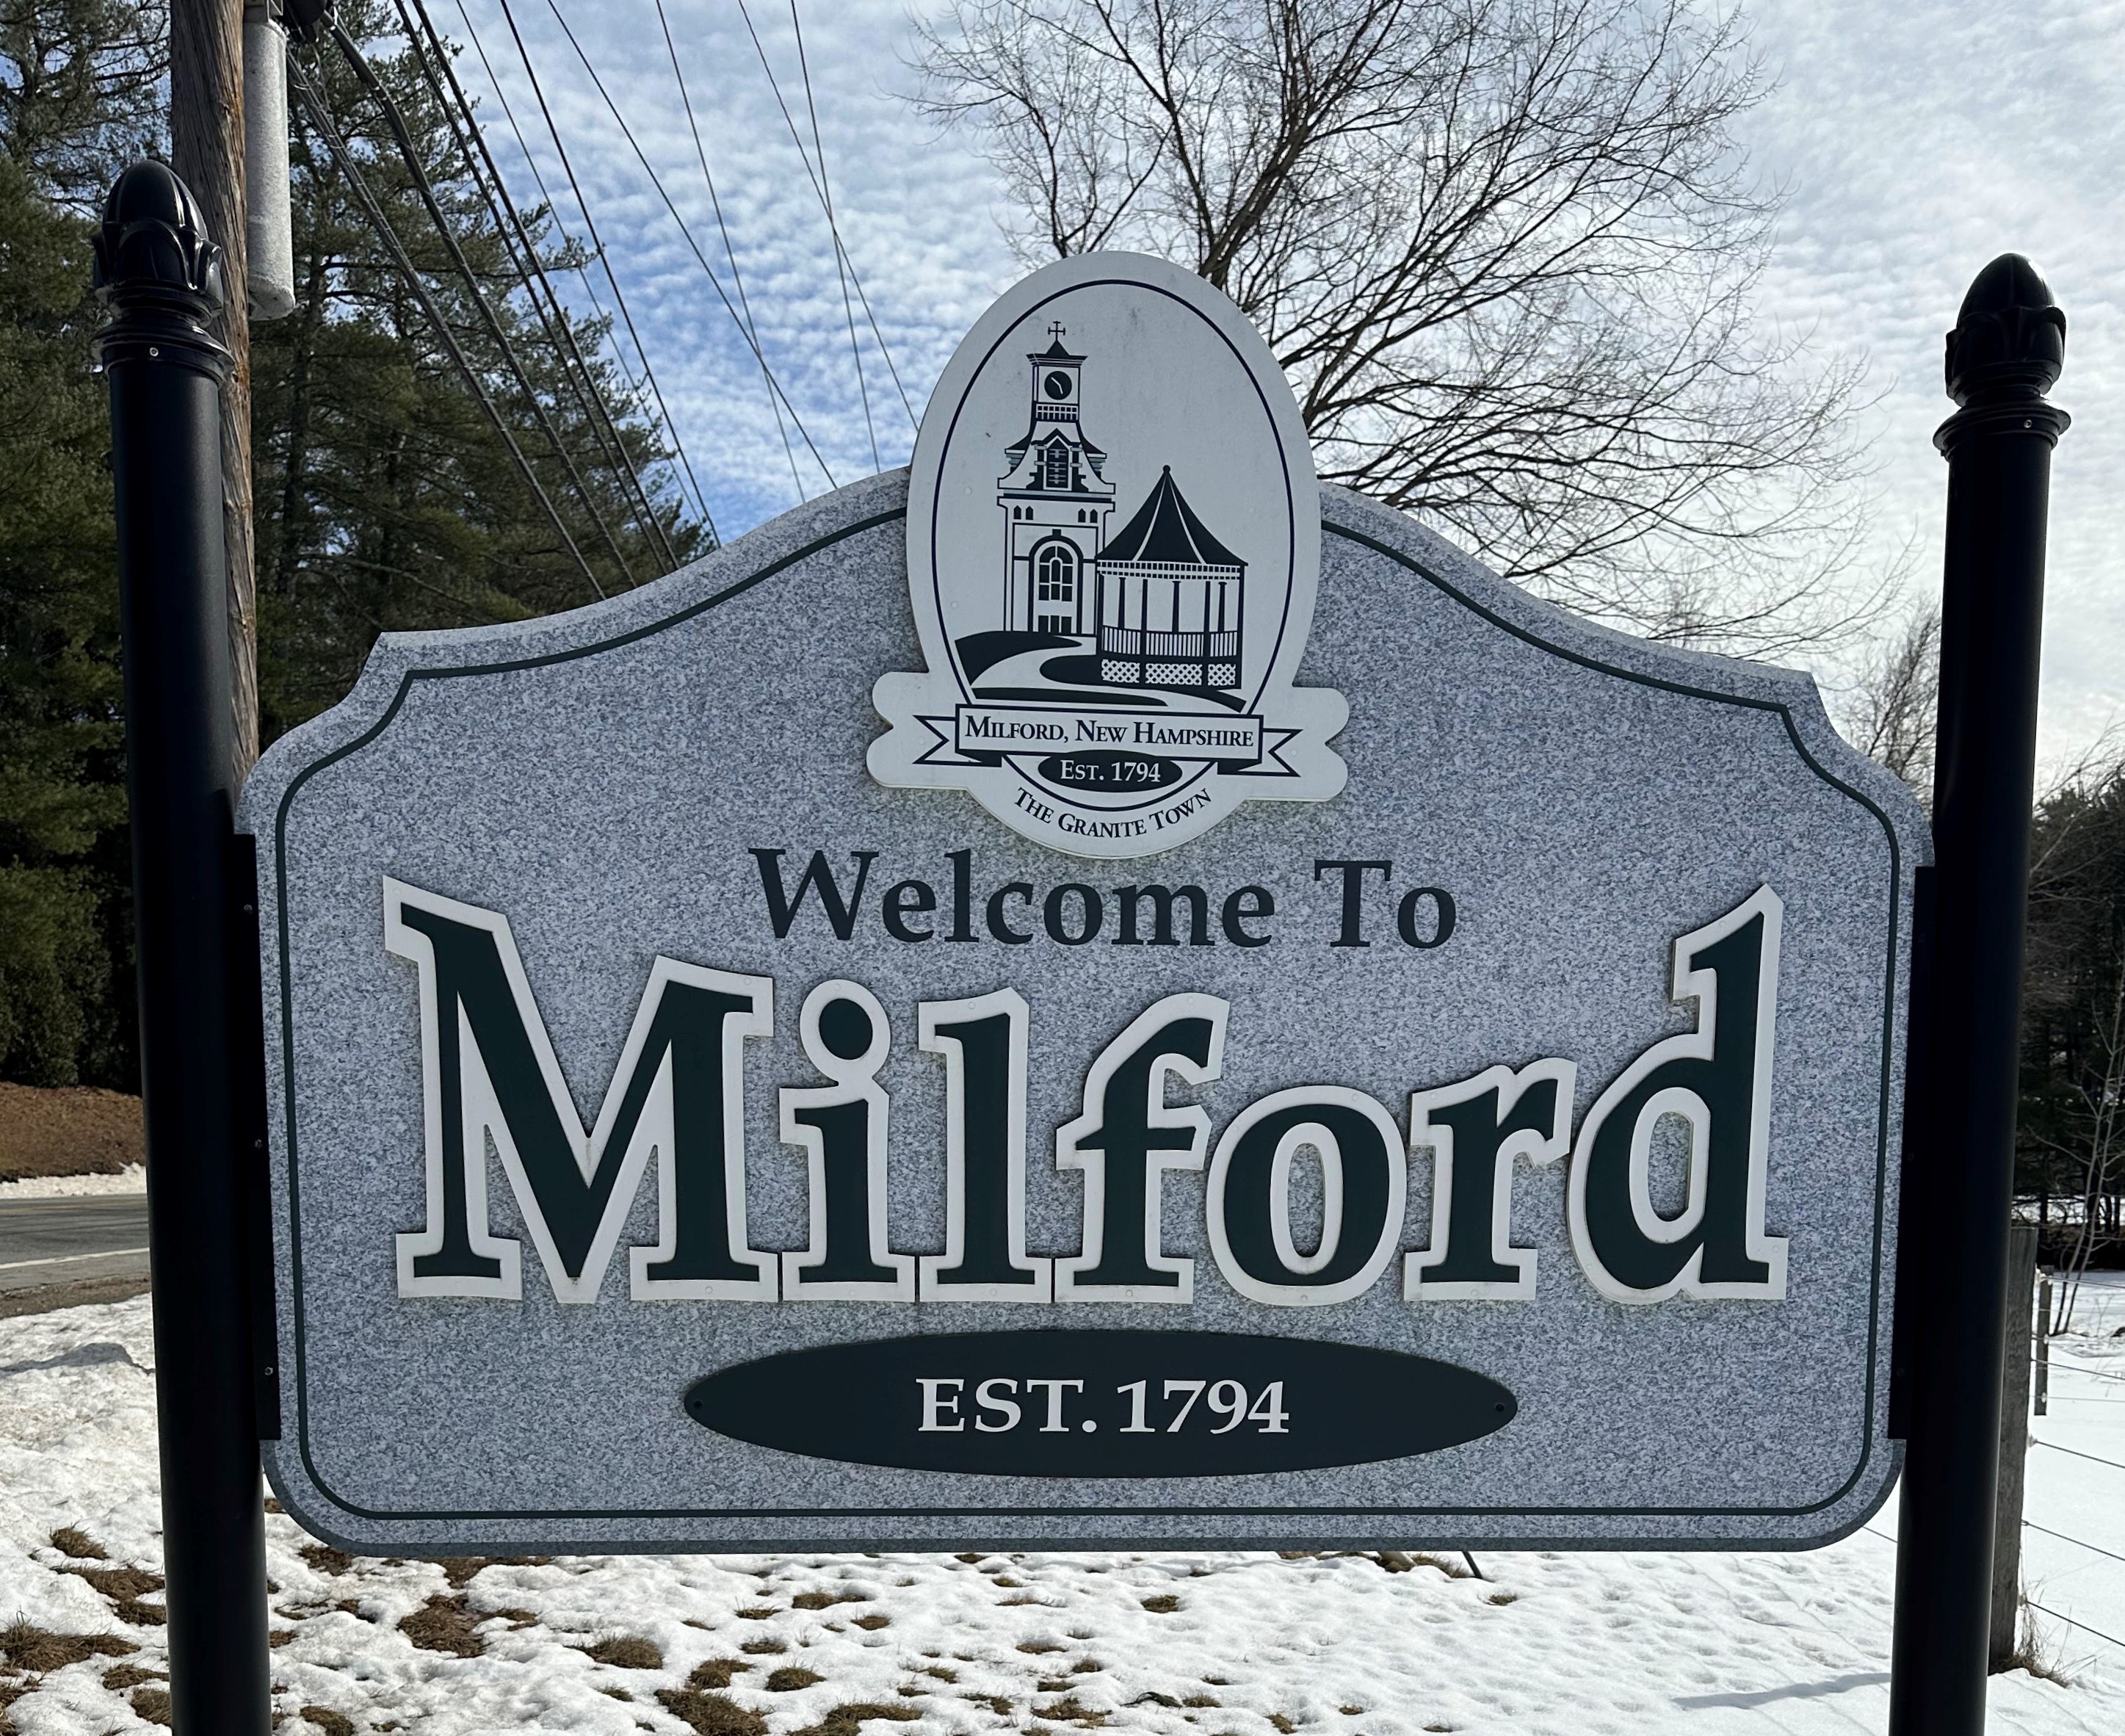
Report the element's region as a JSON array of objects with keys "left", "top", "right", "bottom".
[{"left": 0, "top": 1195, "right": 150, "bottom": 1295}]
